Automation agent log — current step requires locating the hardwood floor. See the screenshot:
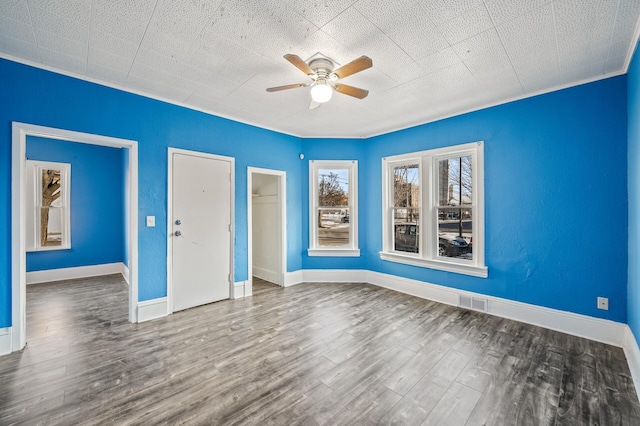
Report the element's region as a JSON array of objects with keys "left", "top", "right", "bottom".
[{"left": 0, "top": 275, "right": 638, "bottom": 425}]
